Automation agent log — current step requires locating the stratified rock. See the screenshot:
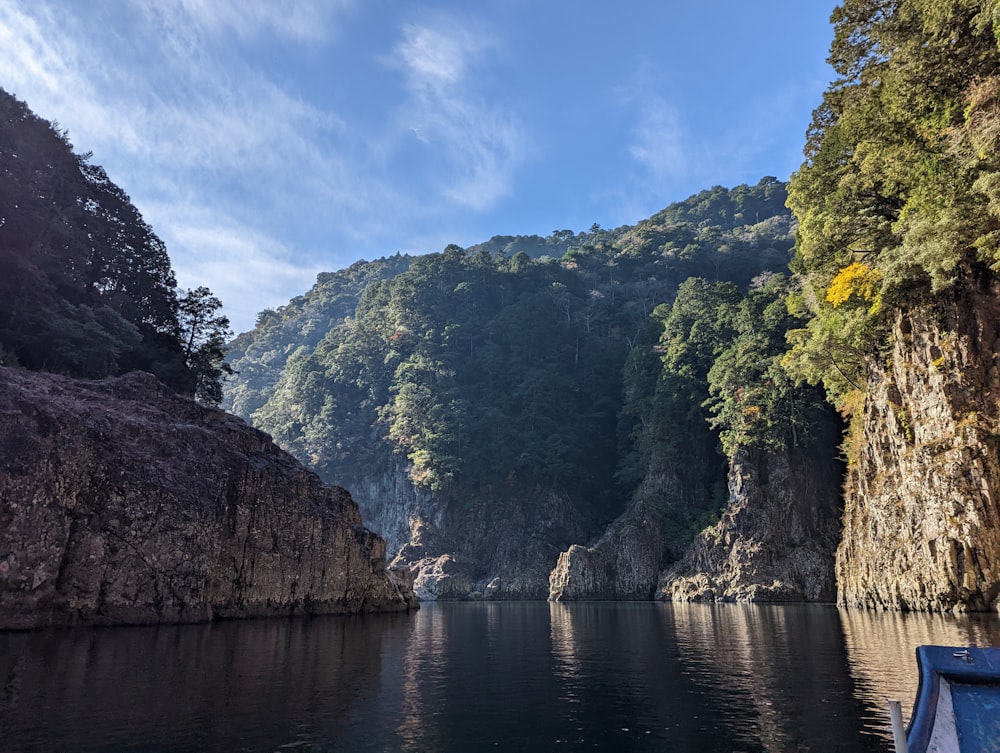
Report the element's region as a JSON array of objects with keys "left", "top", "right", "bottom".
[
  {"left": 658, "top": 446, "right": 843, "bottom": 603},
  {"left": 837, "top": 285, "right": 1000, "bottom": 611},
  {"left": 0, "top": 367, "right": 417, "bottom": 630}
]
